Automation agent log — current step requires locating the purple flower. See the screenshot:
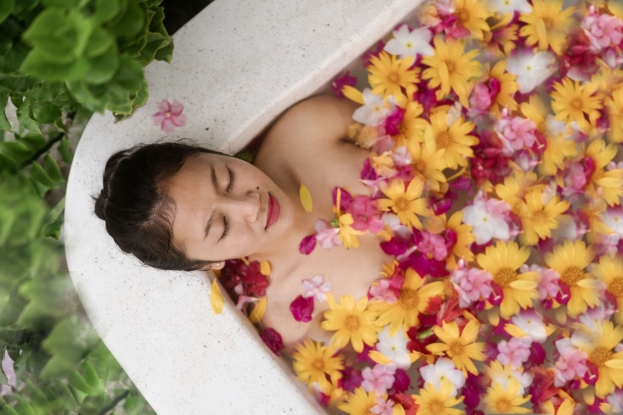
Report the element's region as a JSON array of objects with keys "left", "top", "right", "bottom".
[{"left": 152, "top": 100, "right": 187, "bottom": 133}]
